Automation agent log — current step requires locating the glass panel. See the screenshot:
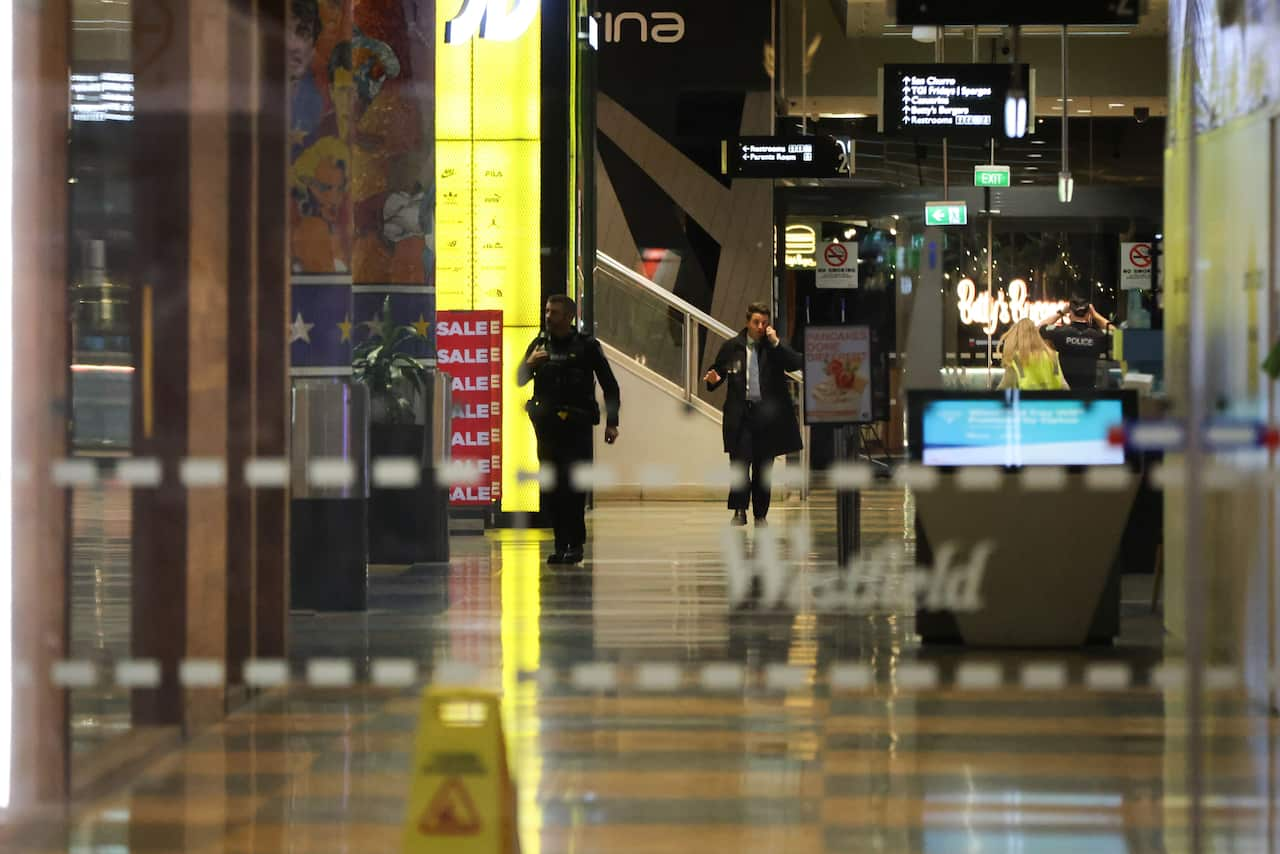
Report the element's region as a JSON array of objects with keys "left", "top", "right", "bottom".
[
  {"left": 594, "top": 263, "right": 688, "bottom": 390},
  {"left": 694, "top": 323, "right": 732, "bottom": 414},
  {"left": 13, "top": 2, "right": 1280, "bottom": 853},
  {"left": 66, "top": 0, "right": 135, "bottom": 785}
]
